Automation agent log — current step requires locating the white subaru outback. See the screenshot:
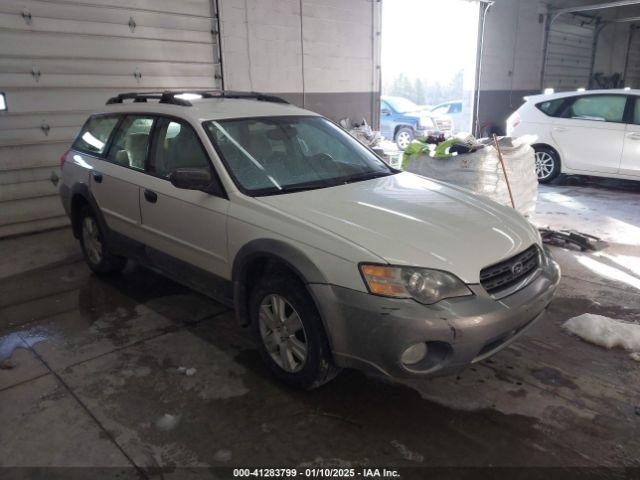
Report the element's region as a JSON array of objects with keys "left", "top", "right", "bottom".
[{"left": 59, "top": 91, "right": 560, "bottom": 389}]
